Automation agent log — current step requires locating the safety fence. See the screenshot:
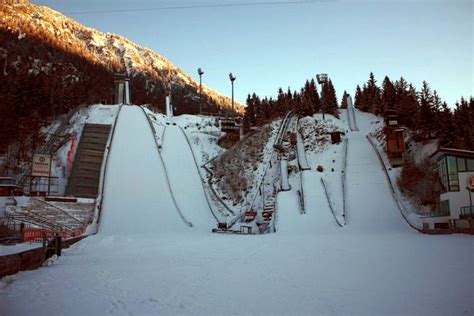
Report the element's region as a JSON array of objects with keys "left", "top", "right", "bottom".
[{"left": 21, "top": 226, "right": 85, "bottom": 243}]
